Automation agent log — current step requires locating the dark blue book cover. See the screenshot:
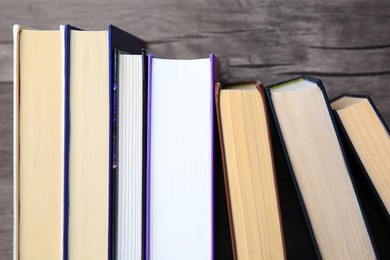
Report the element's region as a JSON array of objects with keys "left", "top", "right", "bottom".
[
  {"left": 264, "top": 77, "right": 378, "bottom": 259},
  {"left": 64, "top": 24, "right": 145, "bottom": 260},
  {"left": 331, "top": 94, "right": 390, "bottom": 259}
]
